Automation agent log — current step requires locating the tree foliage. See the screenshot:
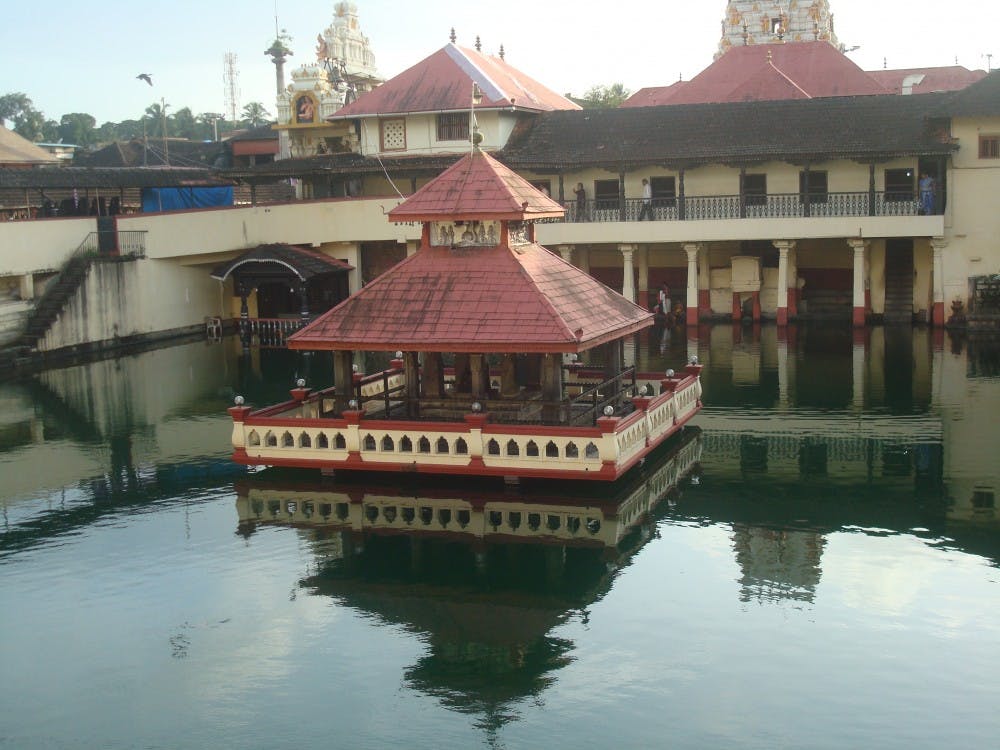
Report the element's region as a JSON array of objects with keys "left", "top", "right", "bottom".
[
  {"left": 241, "top": 102, "right": 271, "bottom": 127},
  {"left": 580, "top": 83, "right": 632, "bottom": 109},
  {"left": 1, "top": 89, "right": 276, "bottom": 150},
  {"left": 0, "top": 92, "right": 47, "bottom": 140}
]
